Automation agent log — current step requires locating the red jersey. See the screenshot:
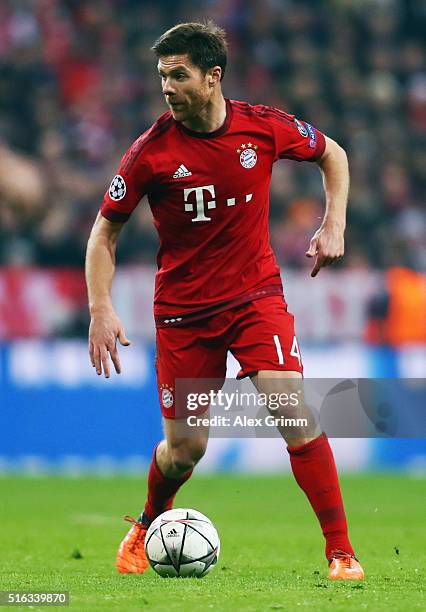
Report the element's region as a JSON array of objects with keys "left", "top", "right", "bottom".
[{"left": 100, "top": 99, "right": 325, "bottom": 325}]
